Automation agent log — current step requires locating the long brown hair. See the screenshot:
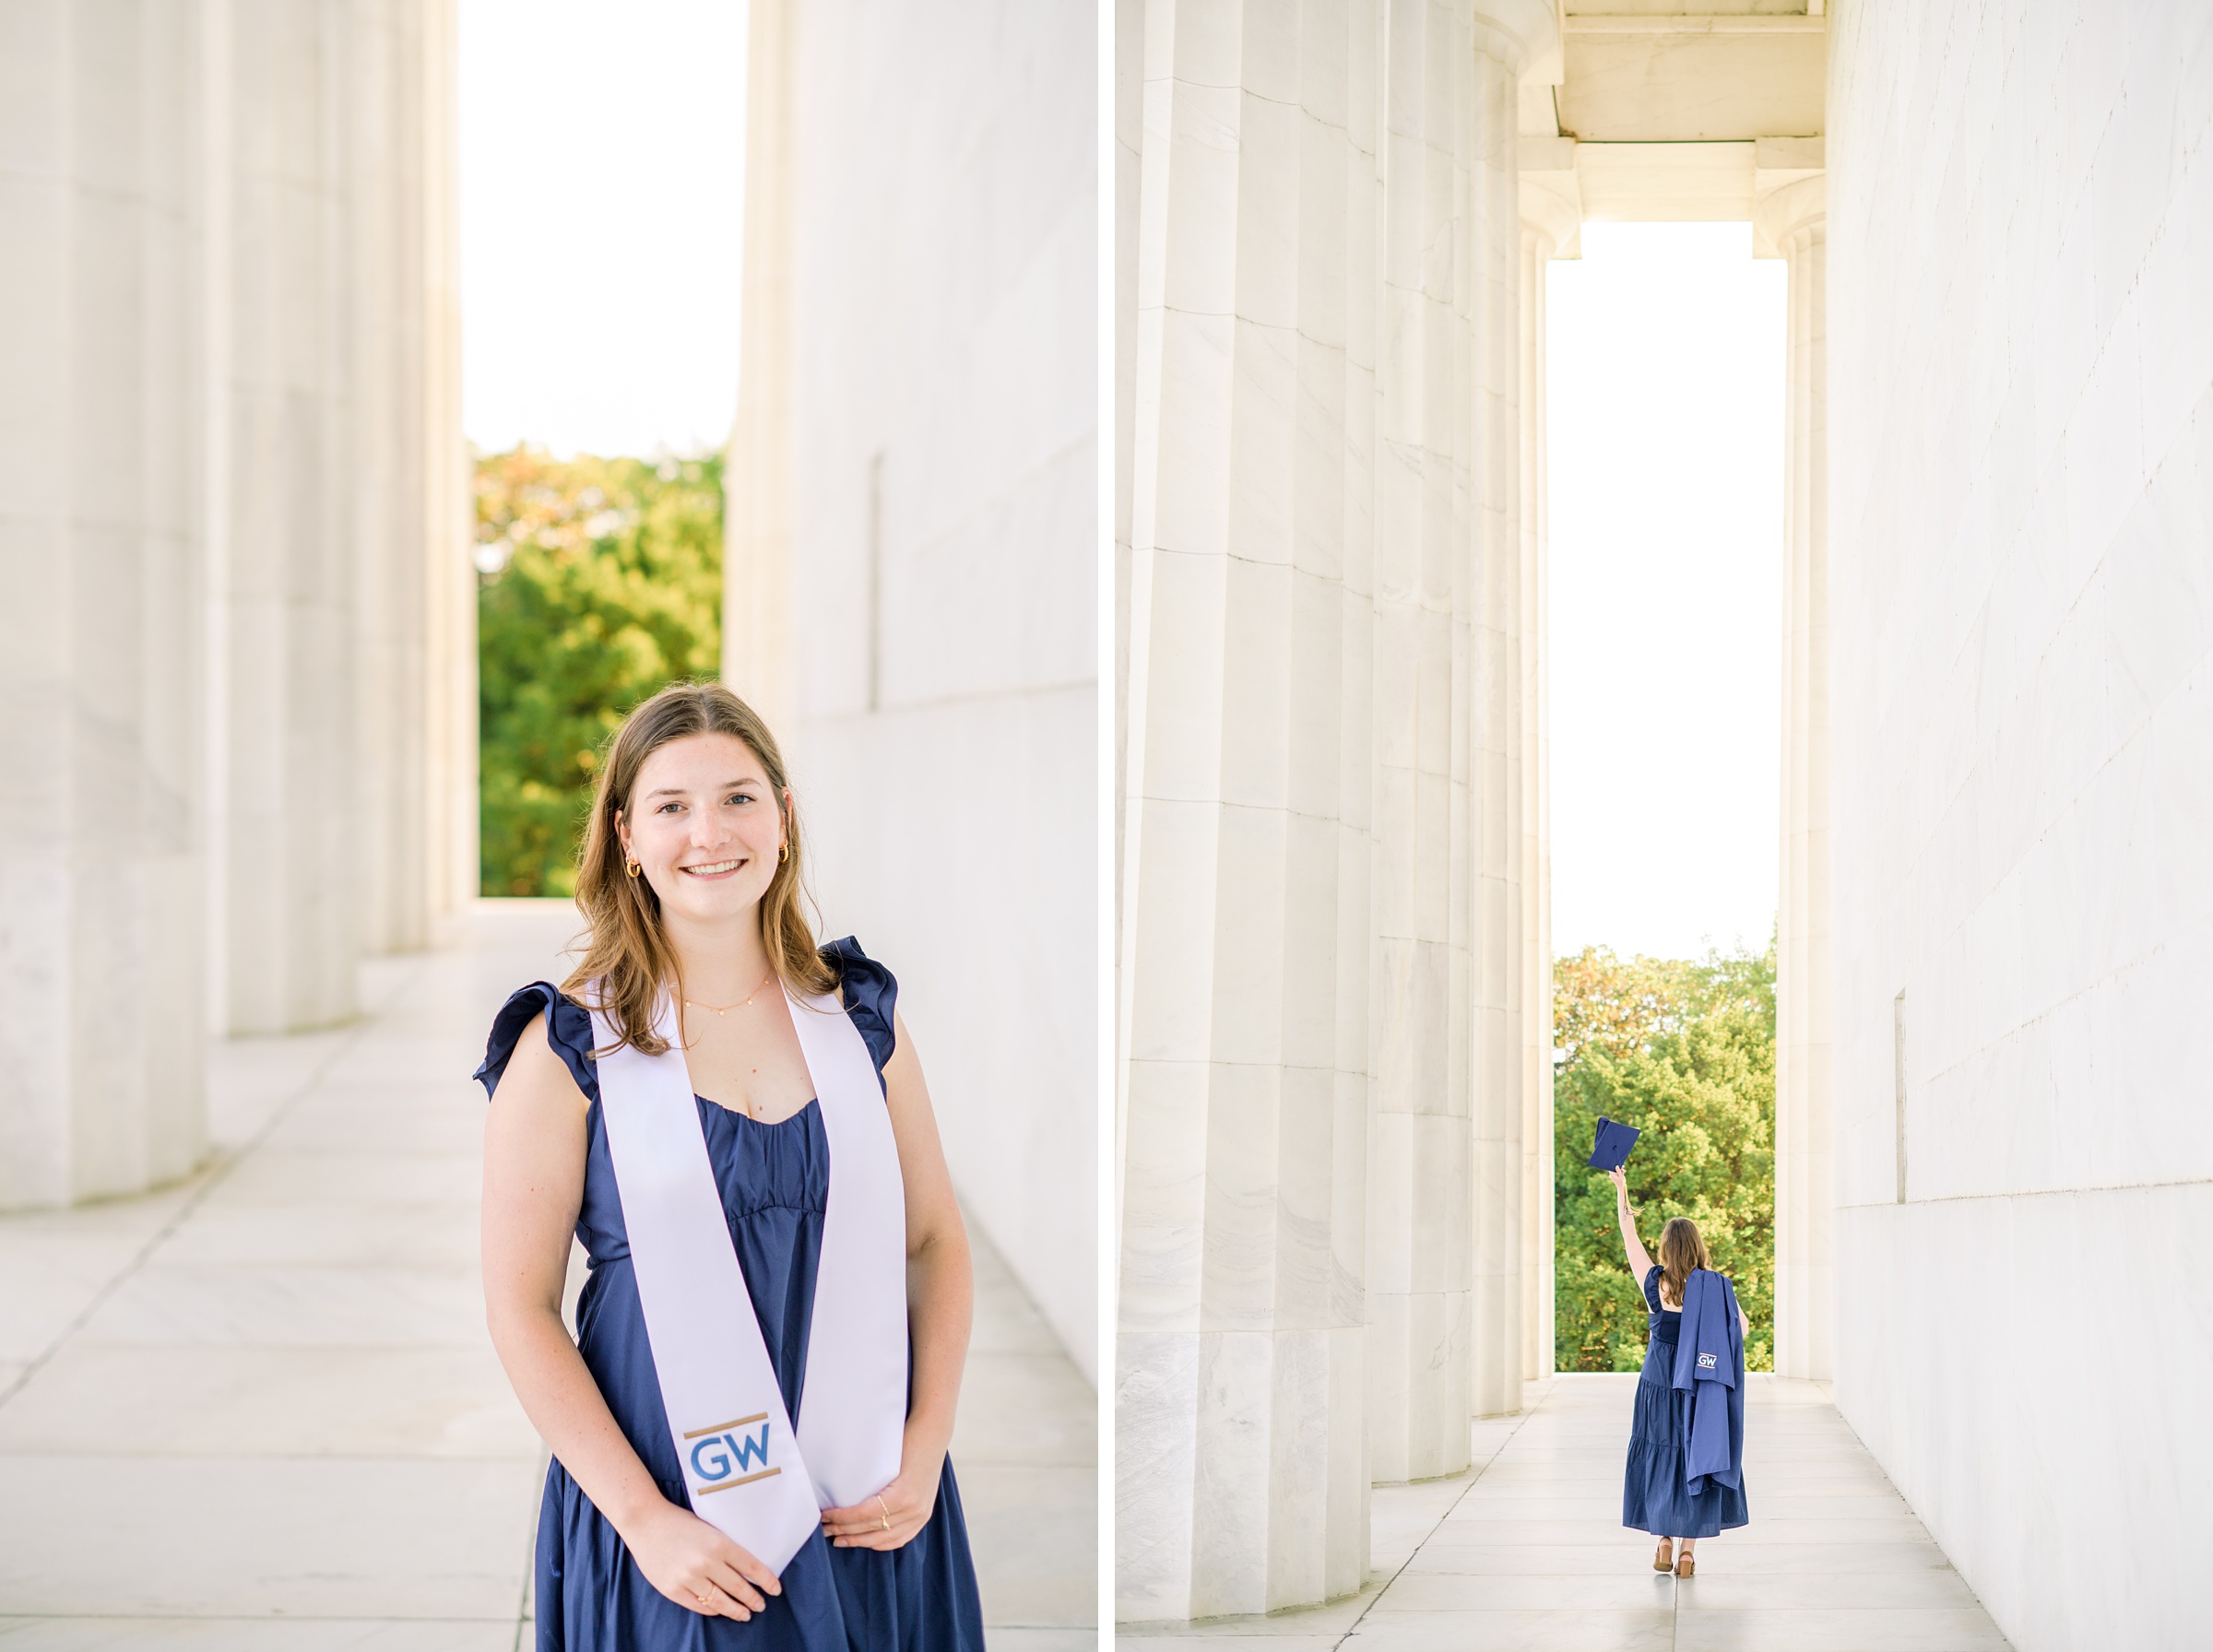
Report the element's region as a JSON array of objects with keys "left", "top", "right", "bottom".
[
  {"left": 1657, "top": 1217, "right": 1712, "bottom": 1309},
  {"left": 563, "top": 682, "right": 835, "bottom": 1054}
]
